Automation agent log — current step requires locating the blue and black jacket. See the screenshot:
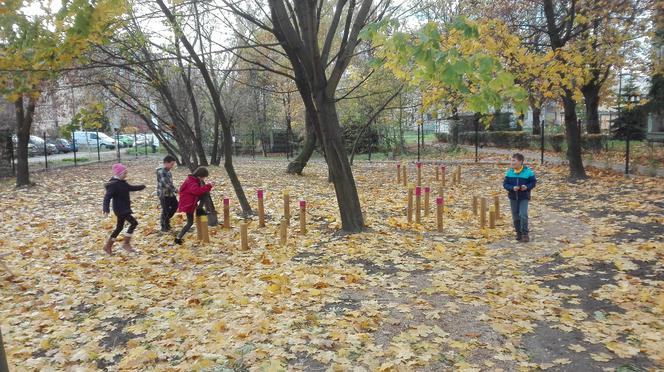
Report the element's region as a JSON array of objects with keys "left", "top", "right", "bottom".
[{"left": 503, "top": 166, "right": 536, "bottom": 200}]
